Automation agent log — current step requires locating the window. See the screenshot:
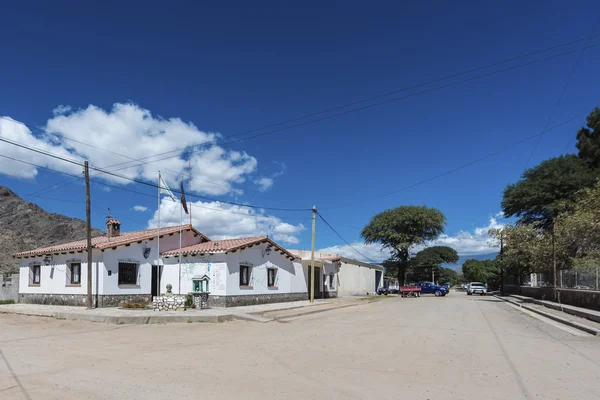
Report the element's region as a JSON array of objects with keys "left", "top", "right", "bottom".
[
  {"left": 30, "top": 265, "right": 41, "bottom": 285},
  {"left": 68, "top": 263, "right": 81, "bottom": 285},
  {"left": 118, "top": 262, "right": 138, "bottom": 285},
  {"left": 267, "top": 268, "right": 277, "bottom": 288},
  {"left": 240, "top": 264, "right": 251, "bottom": 286},
  {"left": 329, "top": 274, "right": 335, "bottom": 289}
]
